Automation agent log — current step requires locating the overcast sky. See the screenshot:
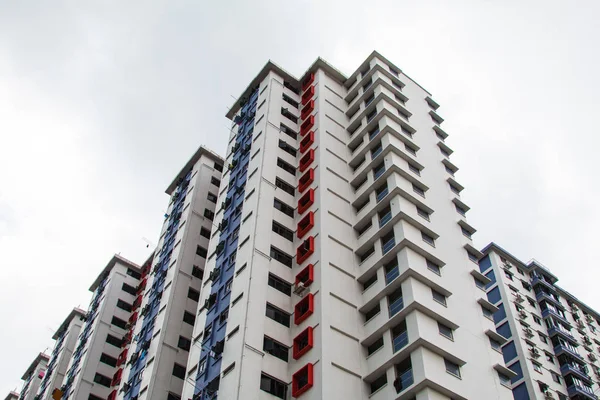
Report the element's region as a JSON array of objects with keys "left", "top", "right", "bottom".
[{"left": 1, "top": 0, "right": 599, "bottom": 394}]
